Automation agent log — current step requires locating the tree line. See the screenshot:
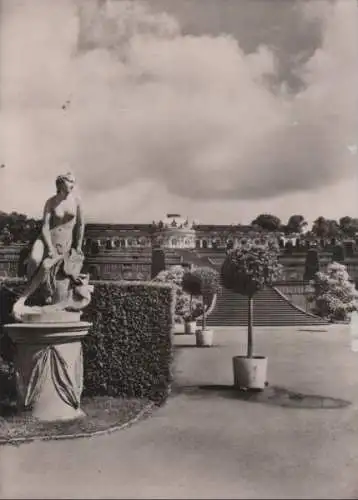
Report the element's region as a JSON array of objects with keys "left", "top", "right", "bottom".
[
  {"left": 251, "top": 214, "right": 358, "bottom": 239},
  {"left": 0, "top": 211, "right": 41, "bottom": 245}
]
